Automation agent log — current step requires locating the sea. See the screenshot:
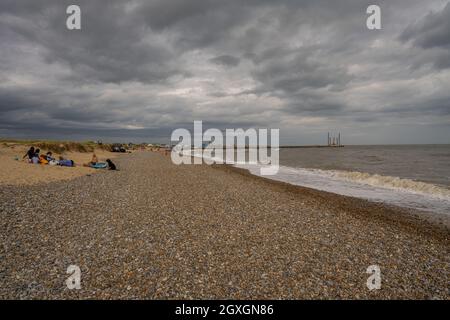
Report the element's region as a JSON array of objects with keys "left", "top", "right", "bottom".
[{"left": 230, "top": 145, "right": 450, "bottom": 215}]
